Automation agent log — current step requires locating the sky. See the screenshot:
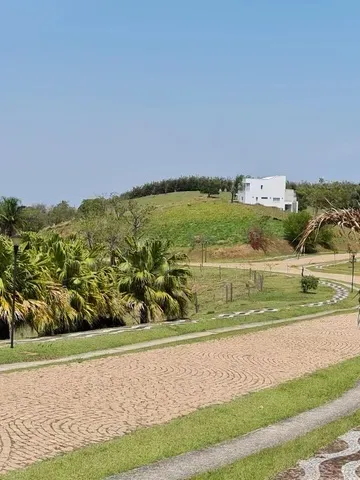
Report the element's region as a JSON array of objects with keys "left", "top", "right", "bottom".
[{"left": 1, "top": 1, "right": 360, "bottom": 205}]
